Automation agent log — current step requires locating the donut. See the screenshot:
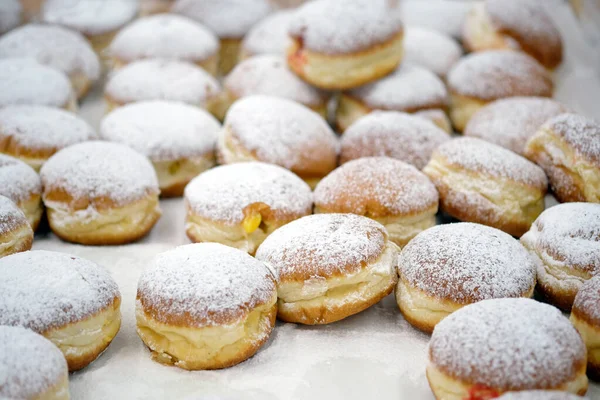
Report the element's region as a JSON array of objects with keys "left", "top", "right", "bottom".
[
  {"left": 0, "top": 326, "right": 69, "bottom": 400},
  {"left": 314, "top": 157, "right": 438, "bottom": 247},
  {"left": 339, "top": 111, "right": 450, "bottom": 169},
  {"left": 0, "top": 0, "right": 21, "bottom": 35},
  {"left": 427, "top": 298, "right": 589, "bottom": 399},
  {"left": 0, "top": 154, "right": 42, "bottom": 231},
  {"left": 223, "top": 55, "right": 329, "bottom": 118},
  {"left": 398, "top": 0, "right": 471, "bottom": 39},
  {"left": 463, "top": 0, "right": 563, "bottom": 69},
  {"left": 497, "top": 392, "right": 584, "bottom": 400},
  {"left": 0, "top": 24, "right": 100, "bottom": 99},
  {"left": 464, "top": 97, "right": 569, "bottom": 155},
  {"left": 525, "top": 113, "right": 600, "bottom": 203},
  {"left": 217, "top": 95, "right": 338, "bottom": 188},
  {"left": 0, "top": 105, "right": 96, "bottom": 171},
  {"left": 108, "top": 14, "right": 220, "bottom": 76},
  {"left": 172, "top": 0, "right": 273, "bottom": 75},
  {"left": 40, "top": 141, "right": 161, "bottom": 245},
  {"left": 136, "top": 243, "right": 277, "bottom": 370},
  {"left": 447, "top": 50, "right": 553, "bottom": 132},
  {"left": 139, "top": 0, "right": 174, "bottom": 16},
  {"left": 336, "top": 64, "right": 450, "bottom": 133},
  {"left": 423, "top": 137, "right": 548, "bottom": 237},
  {"left": 571, "top": 276, "right": 600, "bottom": 381},
  {"left": 0, "top": 250, "right": 121, "bottom": 371},
  {"left": 184, "top": 162, "right": 312, "bottom": 254},
  {"left": 100, "top": 101, "right": 220, "bottom": 197},
  {"left": 240, "top": 10, "right": 294, "bottom": 60},
  {"left": 398, "top": 223, "right": 536, "bottom": 333},
  {"left": 287, "top": 0, "right": 404, "bottom": 90},
  {"left": 0, "top": 195, "right": 33, "bottom": 259},
  {"left": 402, "top": 27, "right": 462, "bottom": 78}
]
